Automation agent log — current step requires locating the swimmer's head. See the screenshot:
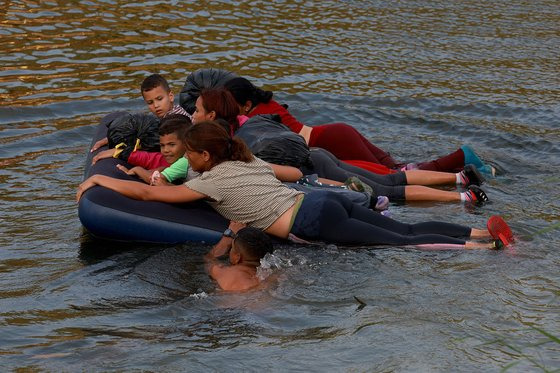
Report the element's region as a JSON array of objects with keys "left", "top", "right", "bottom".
[{"left": 229, "top": 227, "right": 273, "bottom": 265}]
